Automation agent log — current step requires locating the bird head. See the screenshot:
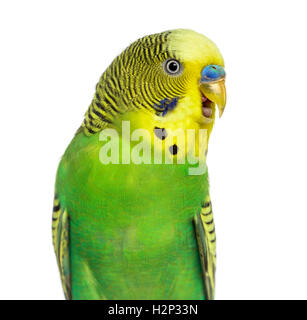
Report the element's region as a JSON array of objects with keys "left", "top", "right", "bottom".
[{"left": 84, "top": 29, "right": 226, "bottom": 150}]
